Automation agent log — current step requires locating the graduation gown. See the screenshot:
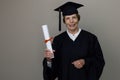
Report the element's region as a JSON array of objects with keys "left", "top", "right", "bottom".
[{"left": 43, "top": 30, "right": 105, "bottom": 80}]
